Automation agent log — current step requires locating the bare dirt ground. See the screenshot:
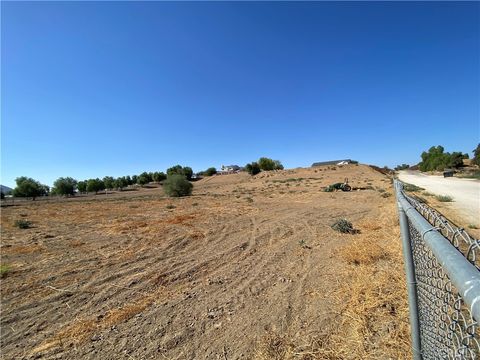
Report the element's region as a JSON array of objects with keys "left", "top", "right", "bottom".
[
  {"left": 1, "top": 165, "right": 410, "bottom": 359},
  {"left": 398, "top": 170, "right": 480, "bottom": 228}
]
